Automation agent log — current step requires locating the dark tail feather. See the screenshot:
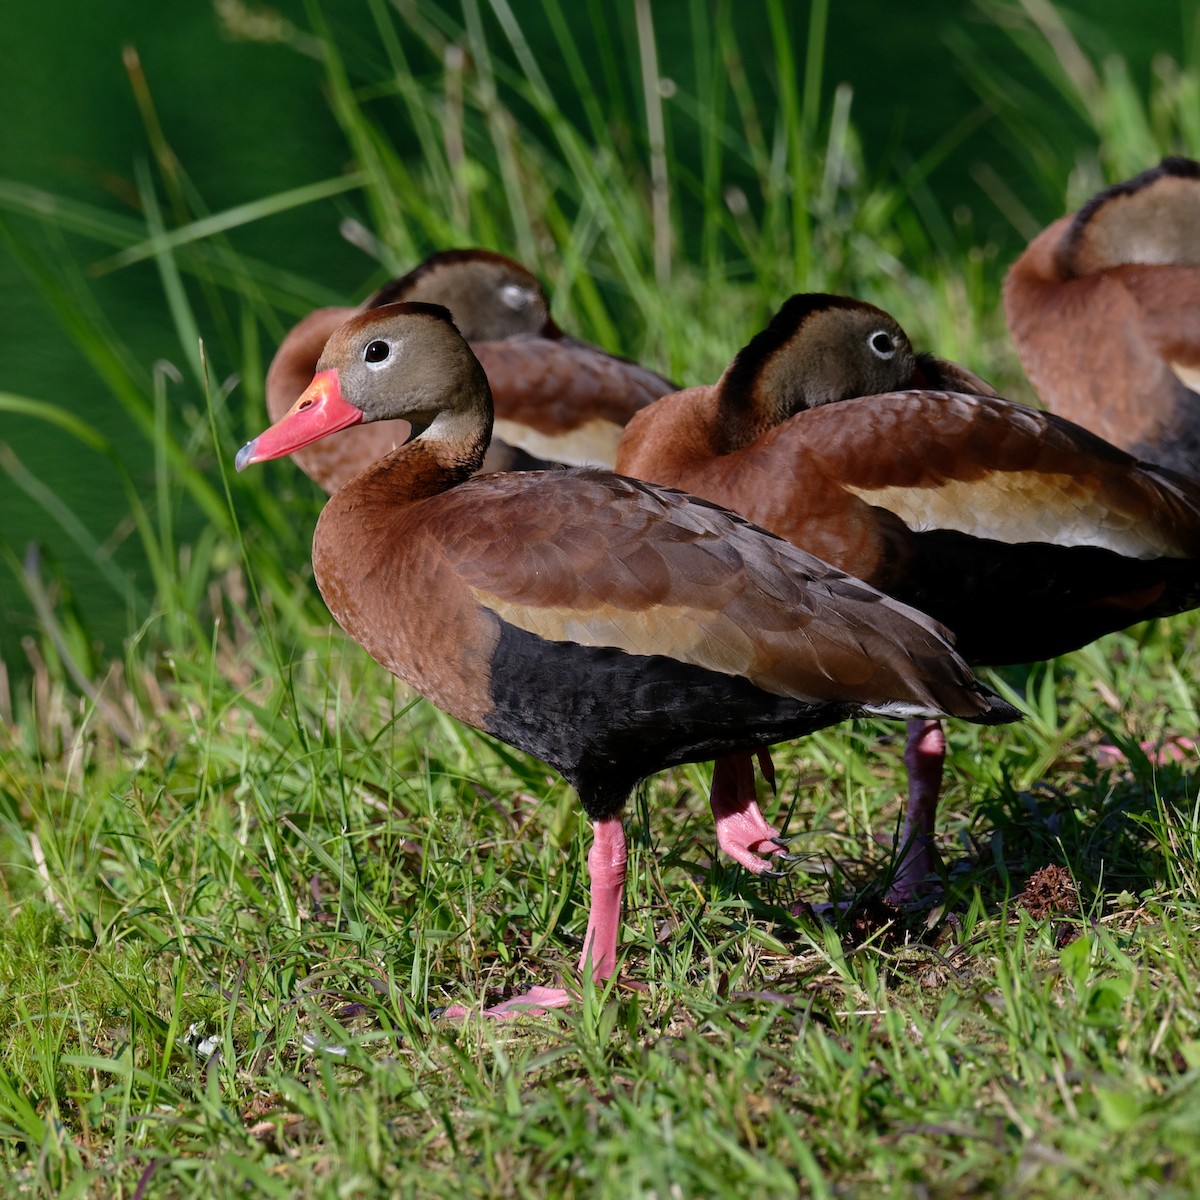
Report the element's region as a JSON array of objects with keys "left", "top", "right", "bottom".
[{"left": 969, "top": 683, "right": 1022, "bottom": 726}]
